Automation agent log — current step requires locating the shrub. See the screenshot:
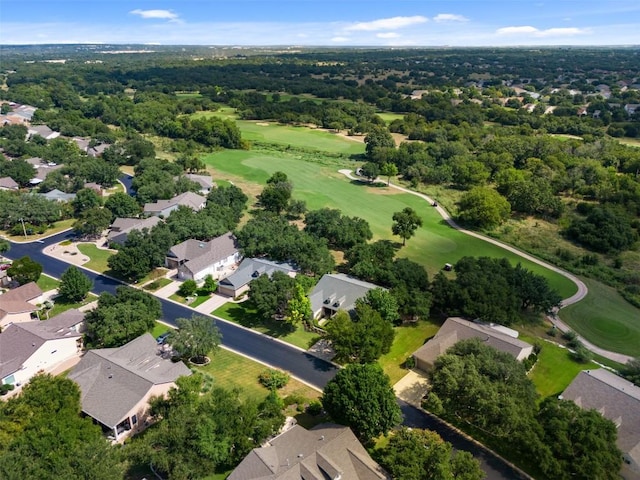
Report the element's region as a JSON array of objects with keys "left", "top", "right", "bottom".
[
  {"left": 0, "top": 384, "right": 15, "bottom": 395},
  {"left": 283, "top": 393, "right": 305, "bottom": 407},
  {"left": 258, "top": 368, "right": 290, "bottom": 390},
  {"left": 571, "top": 344, "right": 593, "bottom": 364},
  {"left": 306, "top": 400, "right": 323, "bottom": 416},
  {"left": 561, "top": 330, "right": 577, "bottom": 342},
  {"left": 404, "top": 356, "right": 416, "bottom": 369},
  {"left": 178, "top": 279, "right": 197, "bottom": 297}
]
